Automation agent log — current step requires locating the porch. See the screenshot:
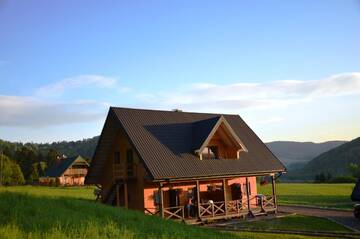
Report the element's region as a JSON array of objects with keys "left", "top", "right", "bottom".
[{"left": 144, "top": 175, "right": 278, "bottom": 222}]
